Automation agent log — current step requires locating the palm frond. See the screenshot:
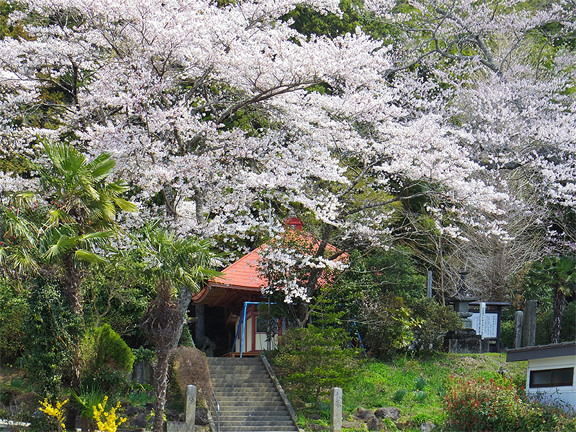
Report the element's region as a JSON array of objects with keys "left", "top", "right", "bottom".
[
  {"left": 47, "top": 208, "right": 71, "bottom": 226},
  {"left": 89, "top": 156, "right": 116, "bottom": 181},
  {"left": 10, "top": 249, "right": 40, "bottom": 275},
  {"left": 75, "top": 249, "right": 107, "bottom": 264},
  {"left": 44, "top": 234, "right": 79, "bottom": 261},
  {"left": 112, "top": 197, "right": 138, "bottom": 213}
]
